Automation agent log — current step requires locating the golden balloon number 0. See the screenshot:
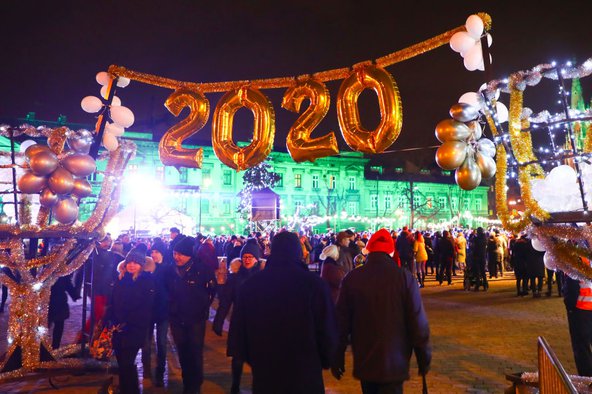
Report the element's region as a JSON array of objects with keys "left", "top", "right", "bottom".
[
  {"left": 337, "top": 65, "right": 403, "bottom": 154},
  {"left": 159, "top": 89, "right": 209, "bottom": 168},
  {"left": 212, "top": 87, "right": 275, "bottom": 171},
  {"left": 282, "top": 78, "right": 339, "bottom": 163}
]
